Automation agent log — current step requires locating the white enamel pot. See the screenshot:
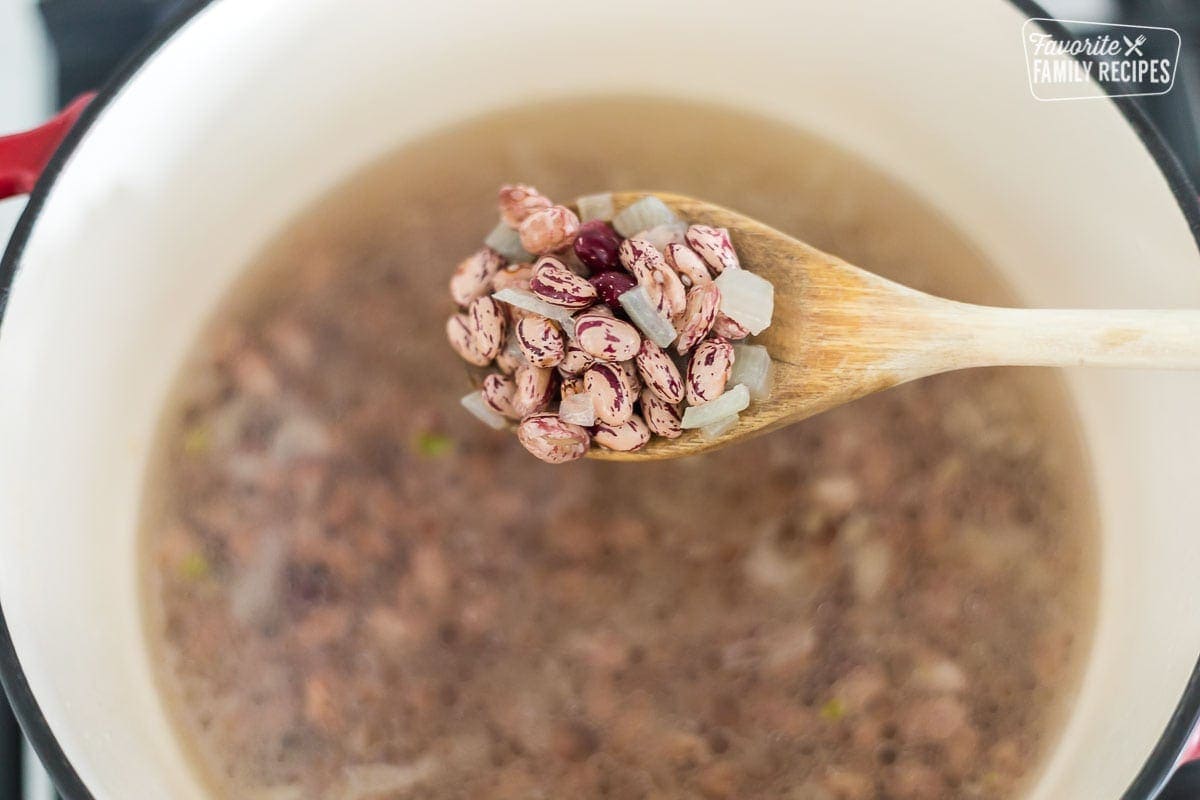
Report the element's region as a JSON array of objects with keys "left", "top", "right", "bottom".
[{"left": 2, "top": 1, "right": 1200, "bottom": 798}]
